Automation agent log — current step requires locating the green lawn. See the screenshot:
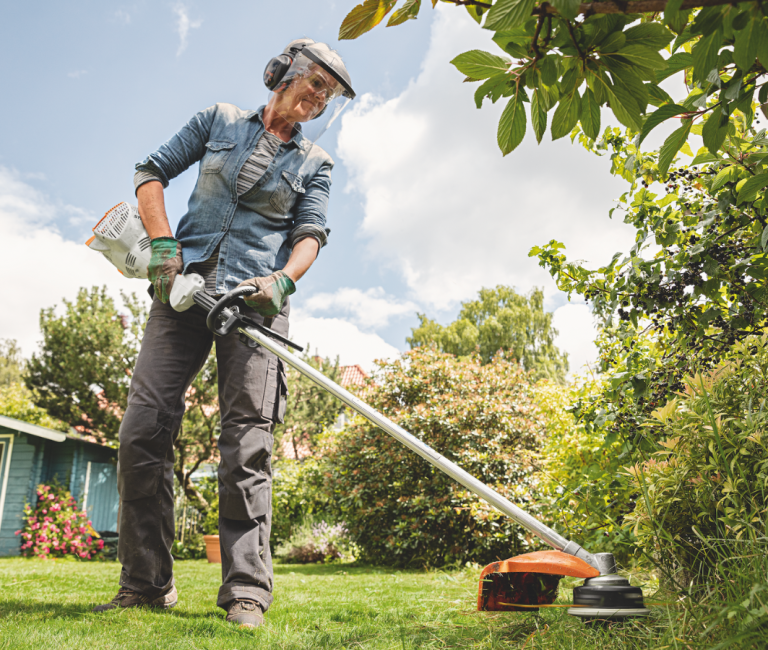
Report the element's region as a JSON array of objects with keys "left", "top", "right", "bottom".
[{"left": 0, "top": 558, "right": 674, "bottom": 649}]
